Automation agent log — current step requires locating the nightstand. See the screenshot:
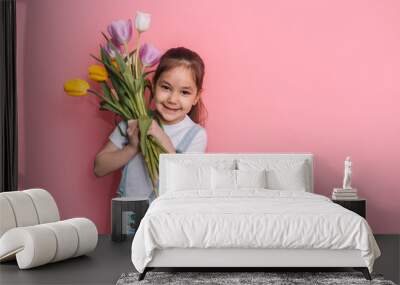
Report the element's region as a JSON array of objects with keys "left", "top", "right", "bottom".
[
  {"left": 332, "top": 198, "right": 366, "bottom": 219},
  {"left": 111, "top": 198, "right": 149, "bottom": 242}
]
